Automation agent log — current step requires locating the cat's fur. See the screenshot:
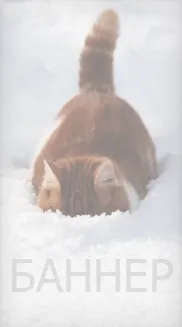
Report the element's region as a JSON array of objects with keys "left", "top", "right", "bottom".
[{"left": 31, "top": 9, "right": 157, "bottom": 216}]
